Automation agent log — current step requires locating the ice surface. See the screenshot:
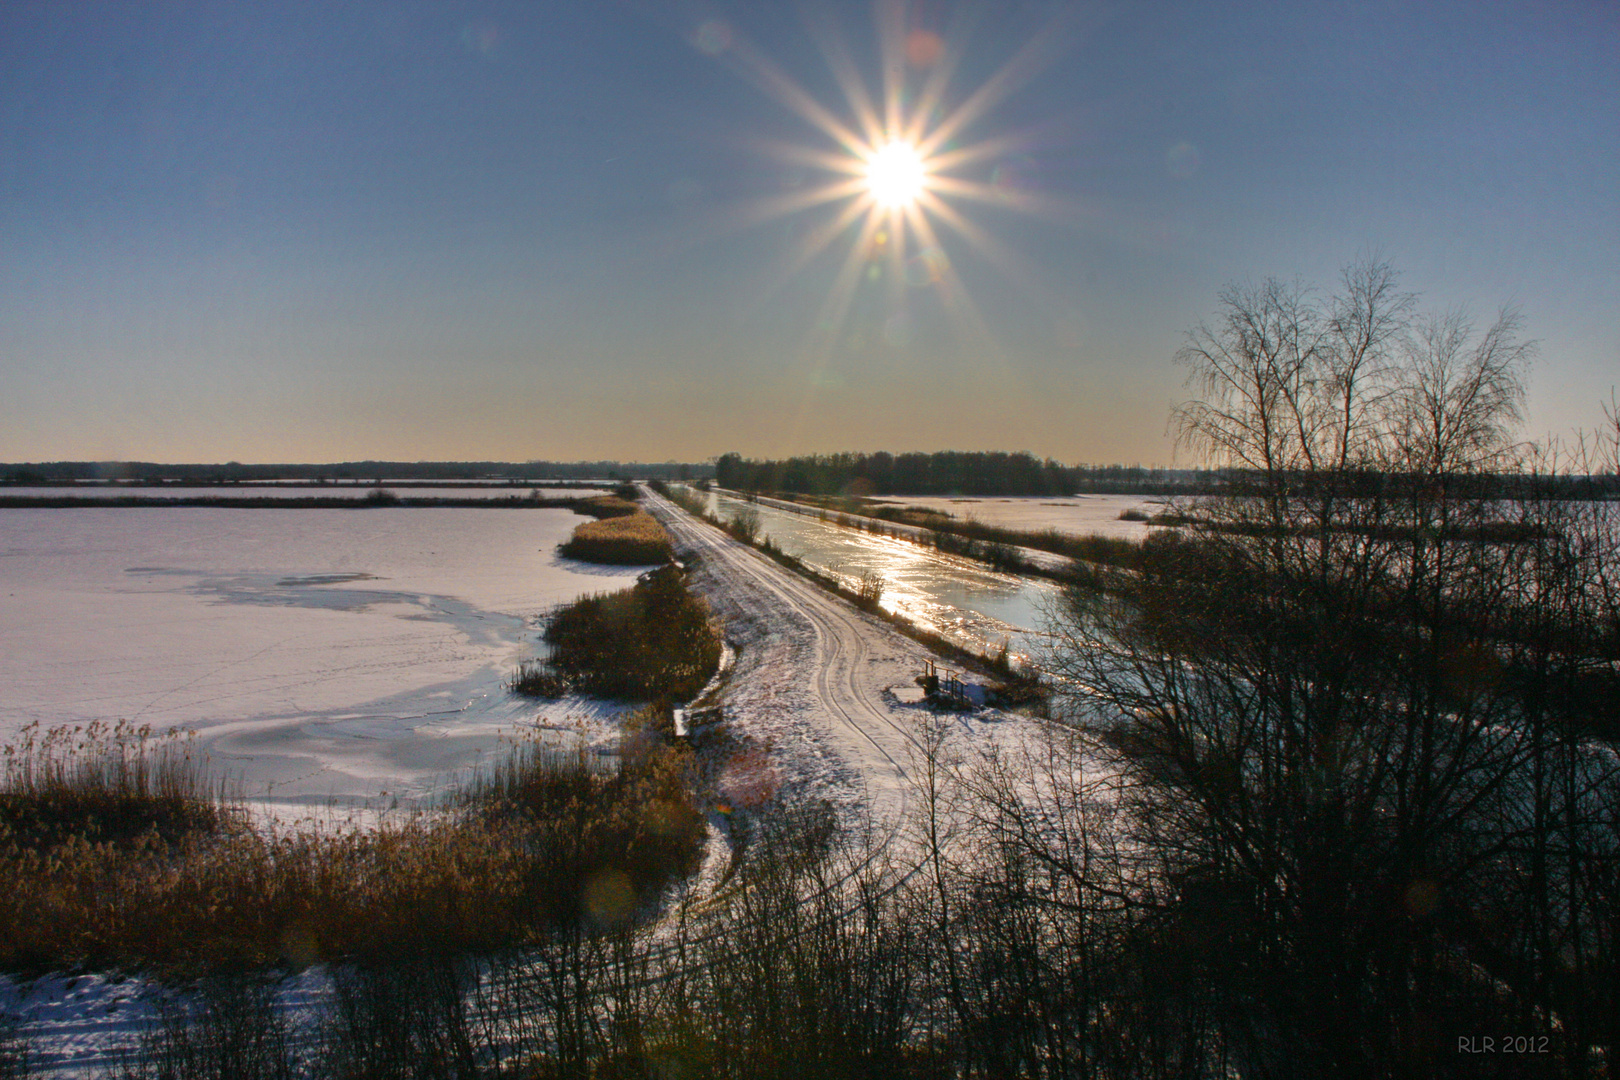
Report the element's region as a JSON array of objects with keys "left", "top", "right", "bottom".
[
  {"left": 0, "top": 485, "right": 605, "bottom": 500},
  {"left": 0, "top": 507, "right": 647, "bottom": 810}
]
